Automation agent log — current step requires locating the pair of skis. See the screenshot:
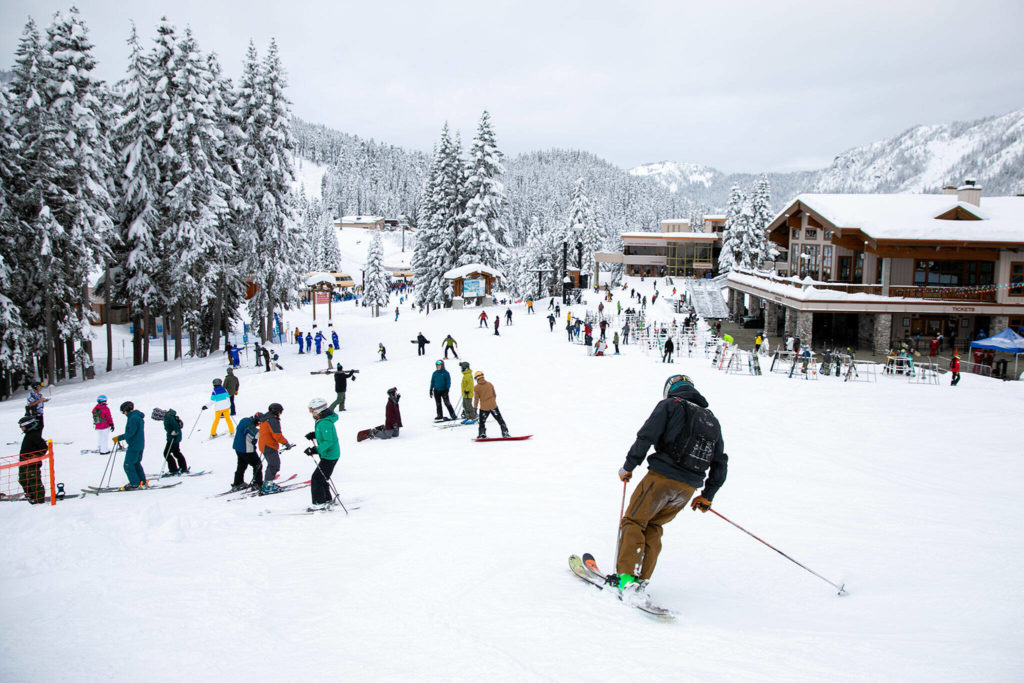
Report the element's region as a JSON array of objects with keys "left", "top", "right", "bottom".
[
  {"left": 82, "top": 481, "right": 183, "bottom": 495},
  {"left": 209, "top": 473, "right": 297, "bottom": 498},
  {"left": 568, "top": 553, "right": 674, "bottom": 620}
]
